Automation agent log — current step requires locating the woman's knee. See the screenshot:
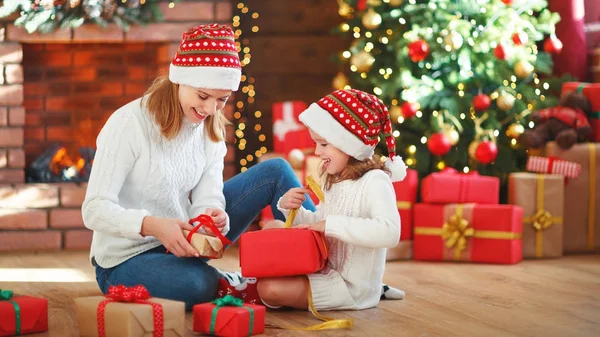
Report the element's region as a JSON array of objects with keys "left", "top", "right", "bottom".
[{"left": 259, "top": 158, "right": 294, "bottom": 178}]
